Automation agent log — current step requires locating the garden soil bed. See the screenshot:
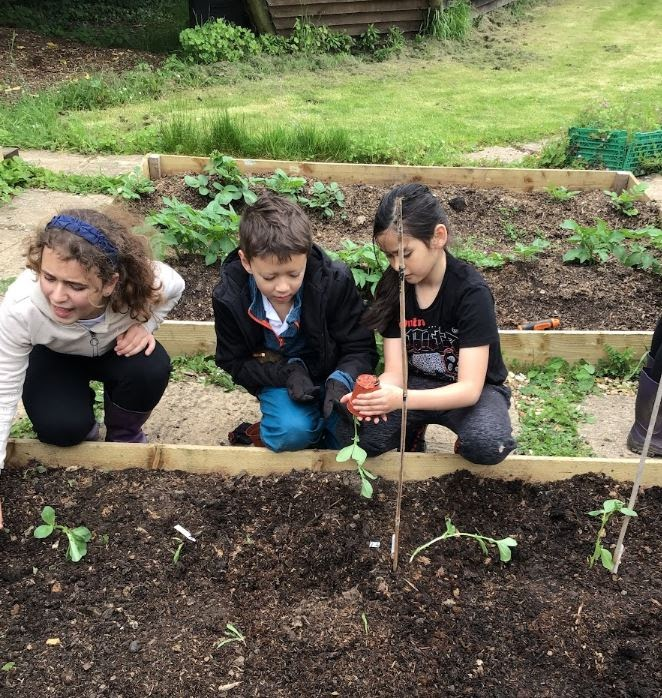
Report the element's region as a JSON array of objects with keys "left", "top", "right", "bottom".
[
  {"left": 1, "top": 466, "right": 660, "bottom": 696},
  {"left": 130, "top": 177, "right": 662, "bottom": 331}
]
